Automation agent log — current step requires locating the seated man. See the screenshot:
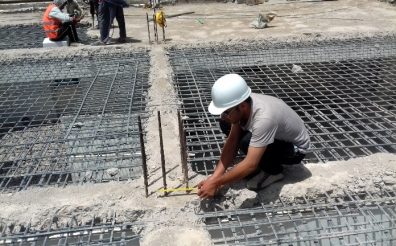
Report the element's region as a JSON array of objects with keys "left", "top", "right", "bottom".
[
  {"left": 198, "top": 74, "right": 310, "bottom": 198},
  {"left": 42, "top": 0, "right": 81, "bottom": 43}
]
